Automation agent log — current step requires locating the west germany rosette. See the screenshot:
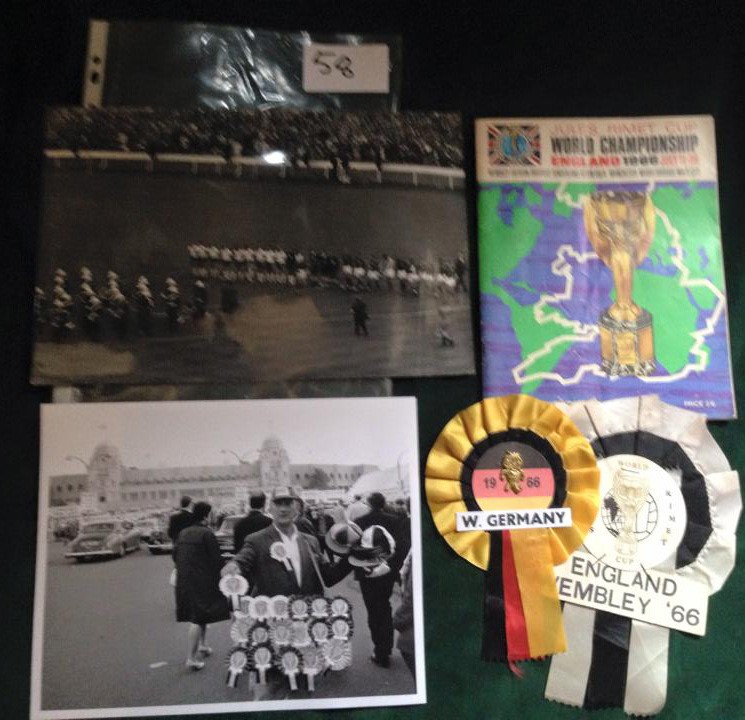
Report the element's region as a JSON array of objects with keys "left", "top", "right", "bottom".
[
  {"left": 425, "top": 394, "right": 600, "bottom": 663},
  {"left": 544, "top": 395, "right": 741, "bottom": 716}
]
